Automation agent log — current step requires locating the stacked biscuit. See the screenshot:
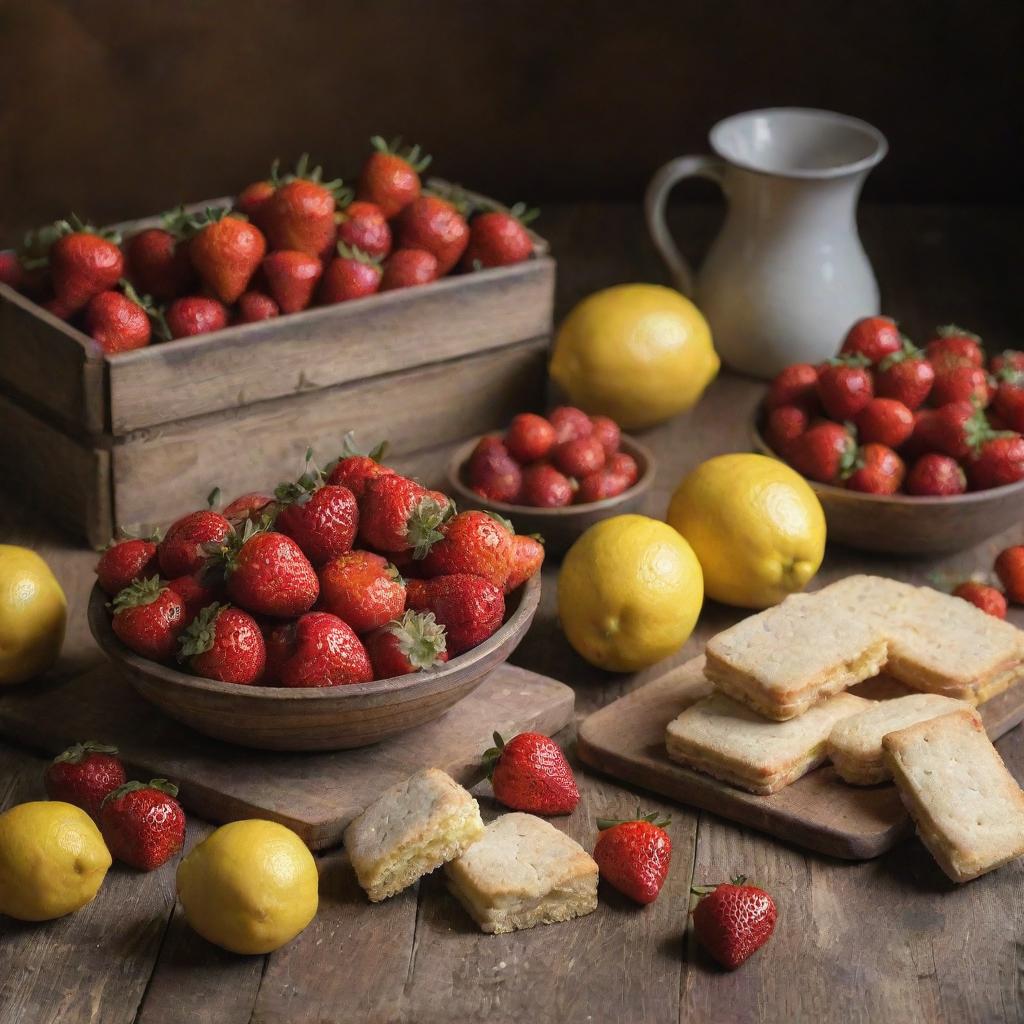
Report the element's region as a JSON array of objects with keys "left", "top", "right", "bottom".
[{"left": 665, "top": 575, "right": 1024, "bottom": 882}]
